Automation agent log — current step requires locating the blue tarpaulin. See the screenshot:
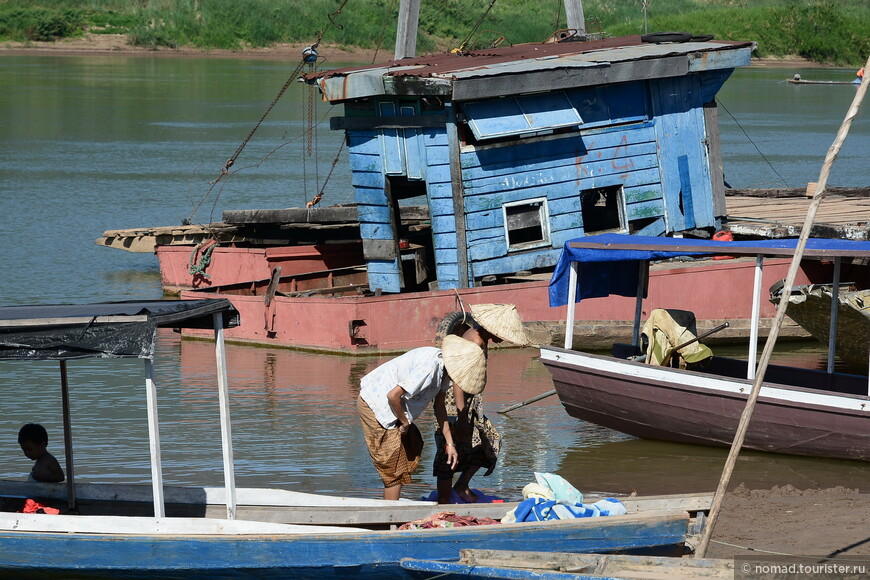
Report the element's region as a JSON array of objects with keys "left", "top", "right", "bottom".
[{"left": 548, "top": 233, "right": 870, "bottom": 307}]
